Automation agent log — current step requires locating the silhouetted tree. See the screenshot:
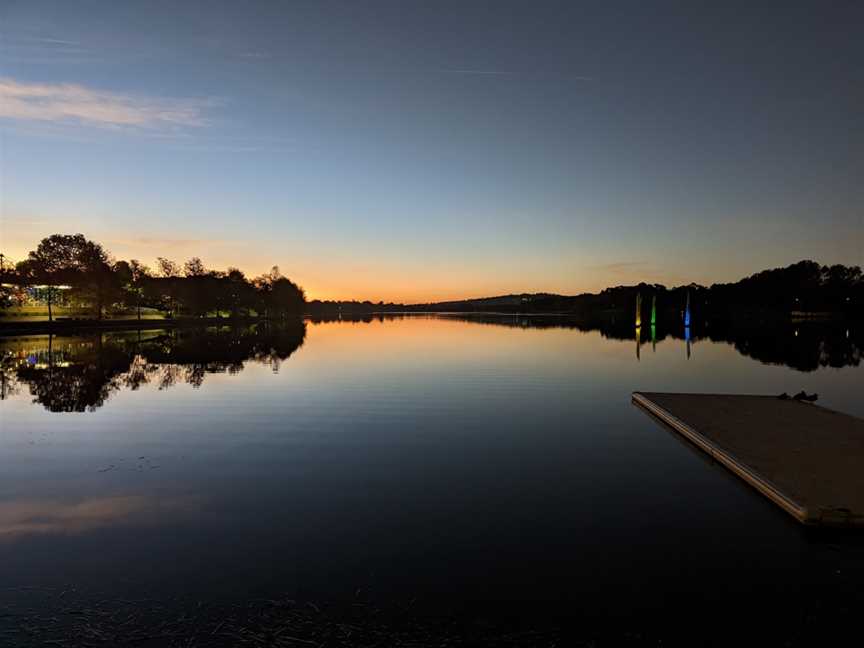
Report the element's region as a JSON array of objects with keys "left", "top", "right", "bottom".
[
  {"left": 271, "top": 275, "right": 305, "bottom": 319},
  {"left": 225, "top": 267, "right": 254, "bottom": 317},
  {"left": 251, "top": 266, "right": 304, "bottom": 319},
  {"left": 184, "top": 257, "right": 207, "bottom": 277},
  {"left": 17, "top": 234, "right": 112, "bottom": 321},
  {"left": 181, "top": 257, "right": 214, "bottom": 317},
  {"left": 154, "top": 257, "right": 182, "bottom": 316},
  {"left": 126, "top": 259, "right": 151, "bottom": 320},
  {"left": 76, "top": 237, "right": 115, "bottom": 319}
]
